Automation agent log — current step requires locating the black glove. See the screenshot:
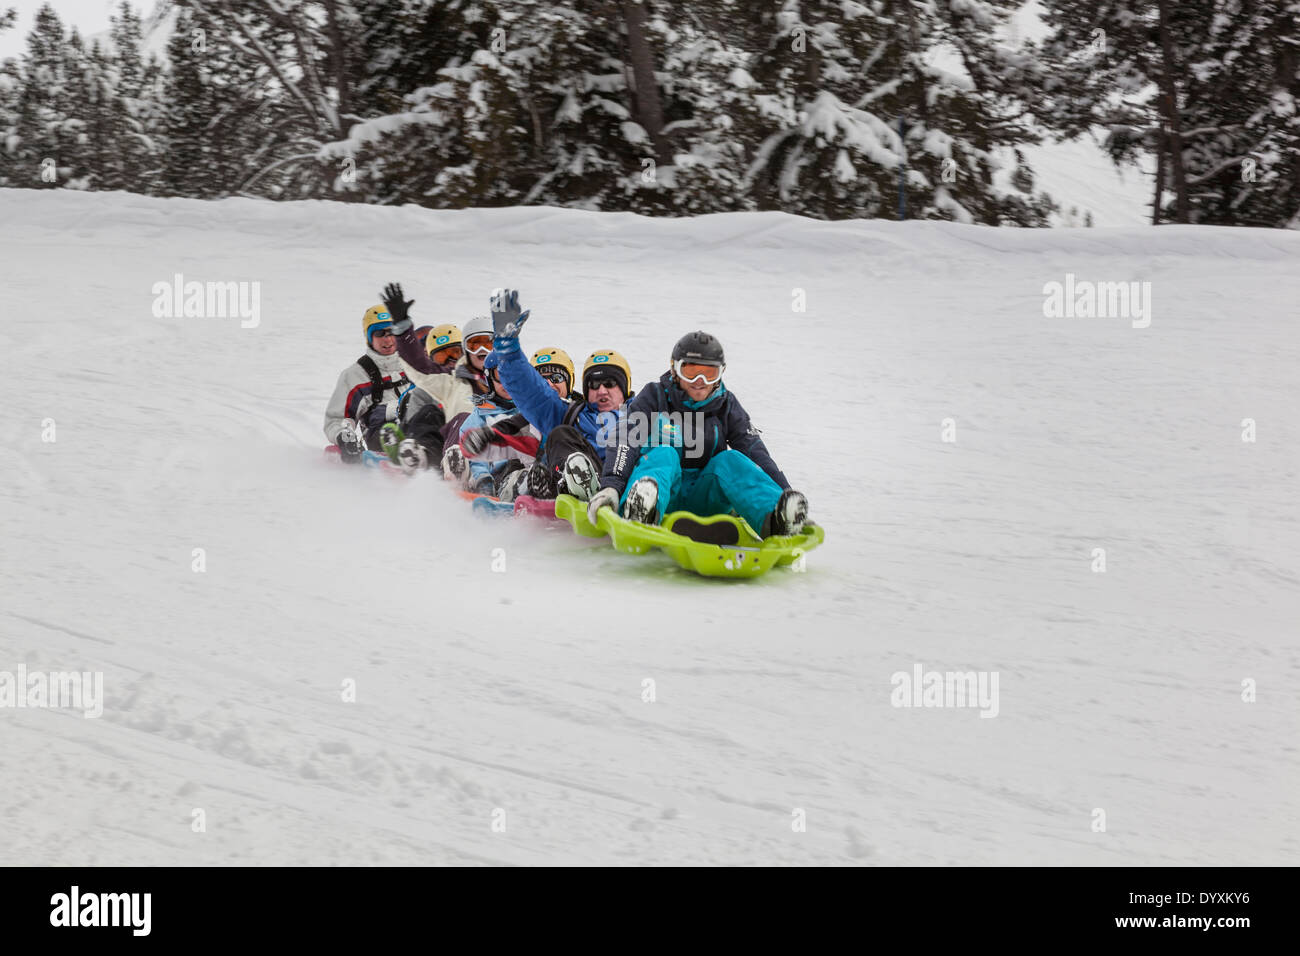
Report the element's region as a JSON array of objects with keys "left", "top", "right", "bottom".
[
  {"left": 381, "top": 282, "right": 415, "bottom": 335},
  {"left": 492, "top": 413, "right": 530, "bottom": 437},
  {"left": 462, "top": 425, "right": 497, "bottom": 457}
]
